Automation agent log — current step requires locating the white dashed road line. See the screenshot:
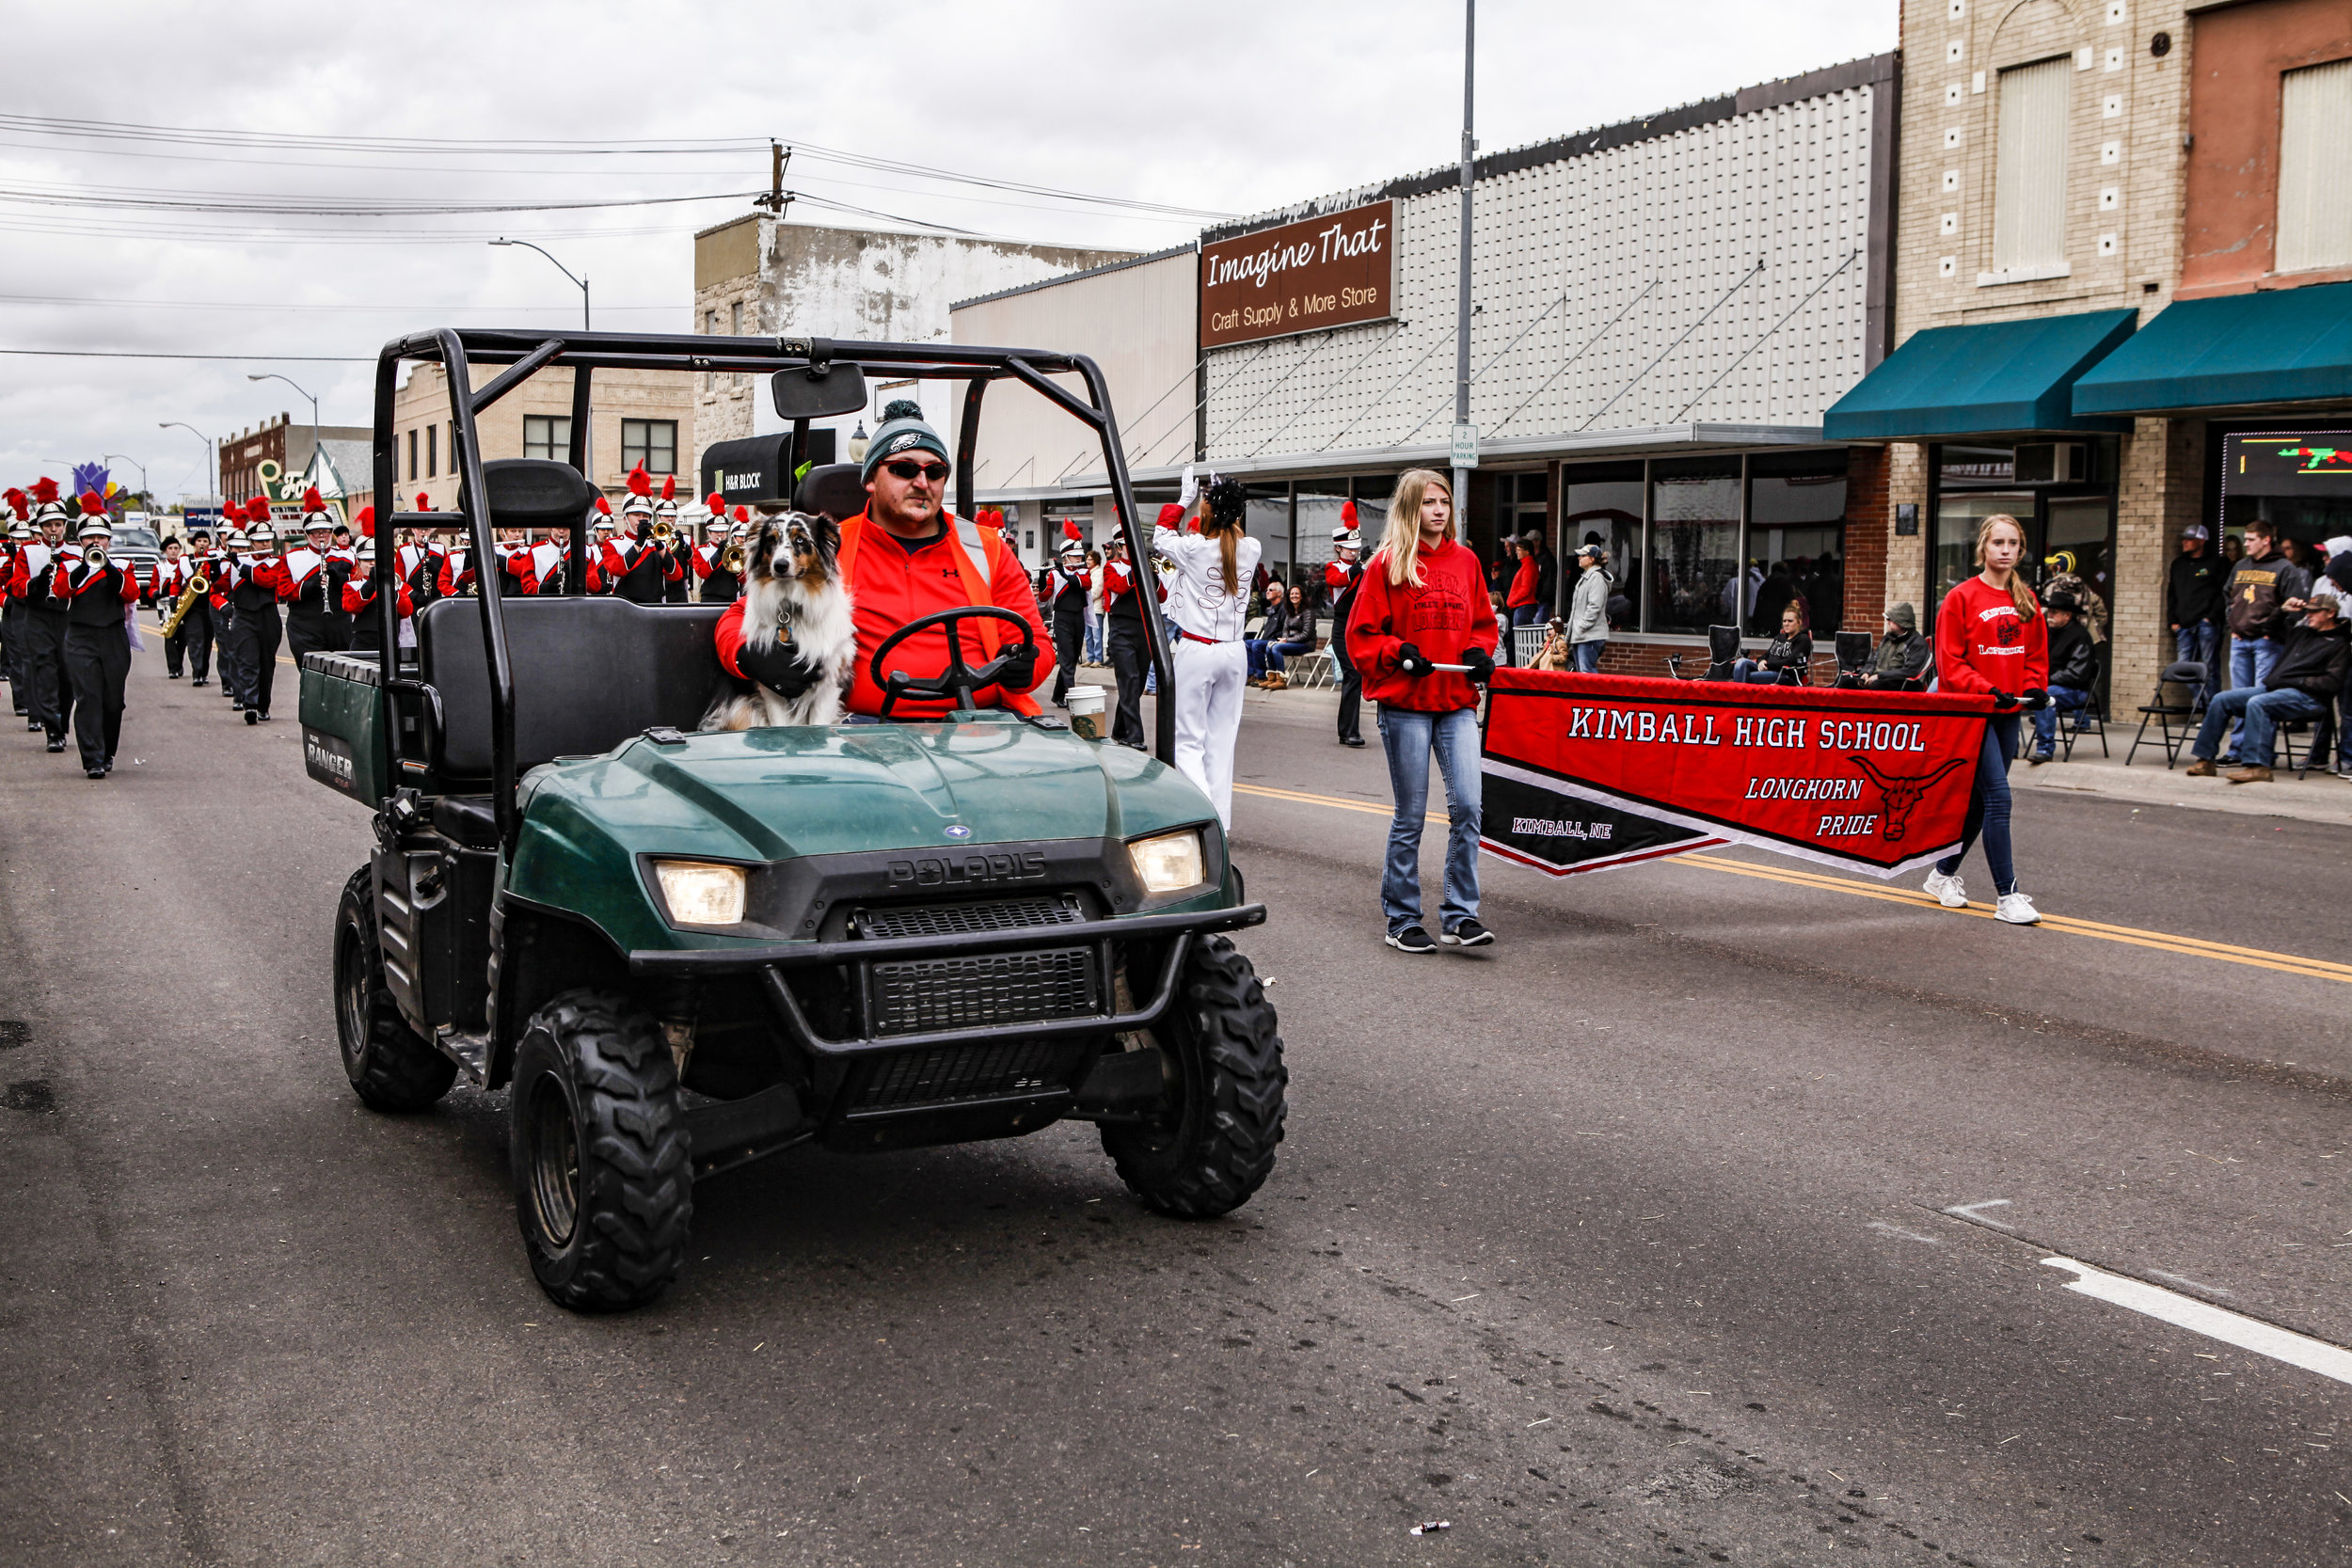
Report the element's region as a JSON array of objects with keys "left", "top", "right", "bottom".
[{"left": 2041, "top": 1256, "right": 2352, "bottom": 1388}]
